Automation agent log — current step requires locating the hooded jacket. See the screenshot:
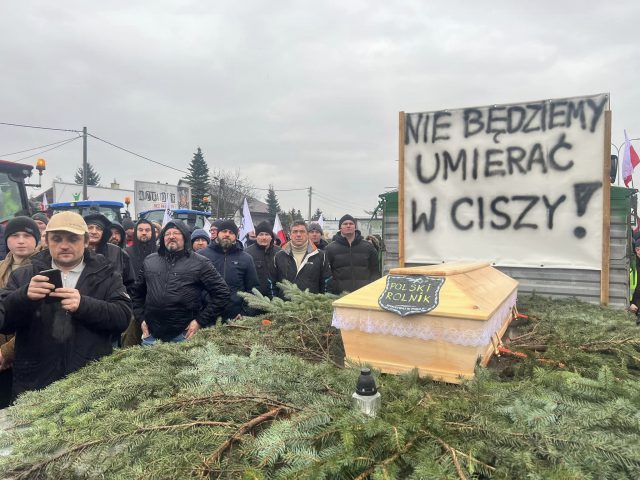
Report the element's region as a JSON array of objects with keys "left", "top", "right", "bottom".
[
  {"left": 110, "top": 222, "right": 126, "bottom": 249},
  {"left": 125, "top": 219, "right": 157, "bottom": 277},
  {"left": 0, "top": 248, "right": 132, "bottom": 396},
  {"left": 245, "top": 240, "right": 281, "bottom": 298},
  {"left": 131, "top": 220, "right": 230, "bottom": 341},
  {"left": 274, "top": 241, "right": 331, "bottom": 295},
  {"left": 84, "top": 214, "right": 135, "bottom": 293},
  {"left": 198, "top": 238, "right": 259, "bottom": 319},
  {"left": 325, "top": 231, "right": 380, "bottom": 294}
]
